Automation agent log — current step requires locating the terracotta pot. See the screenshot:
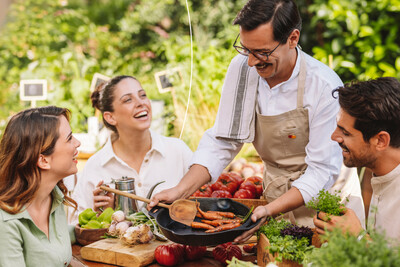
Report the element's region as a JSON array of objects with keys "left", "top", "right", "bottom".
[{"left": 74, "top": 224, "right": 108, "bottom": 246}]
